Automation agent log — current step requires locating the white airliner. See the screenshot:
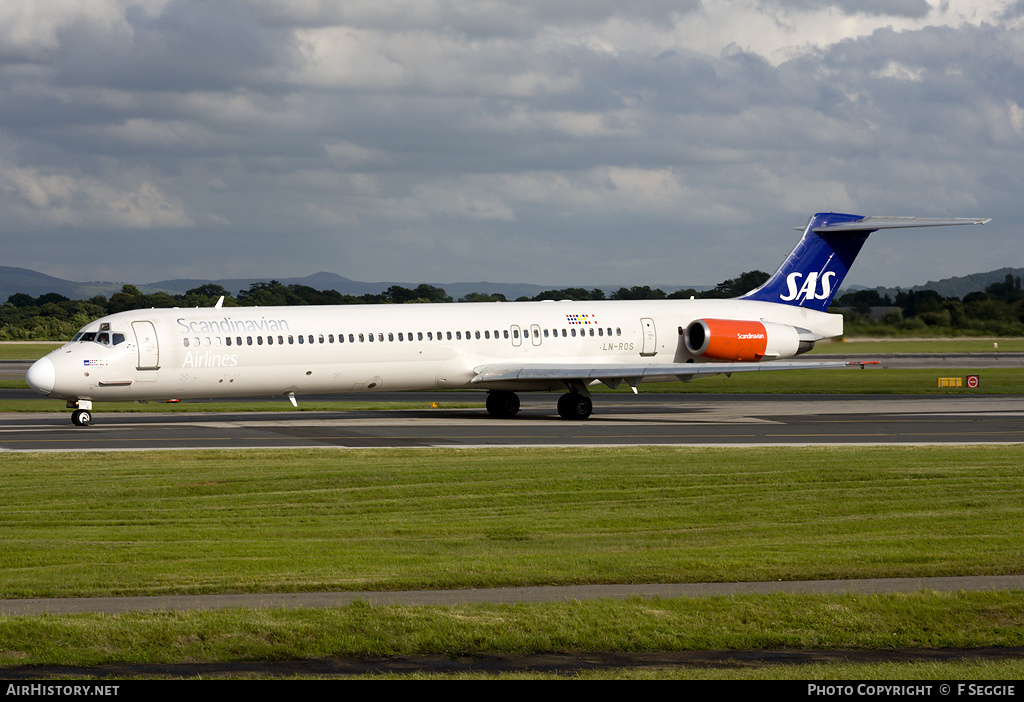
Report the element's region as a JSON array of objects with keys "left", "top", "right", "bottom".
[{"left": 26, "top": 212, "right": 988, "bottom": 426}]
